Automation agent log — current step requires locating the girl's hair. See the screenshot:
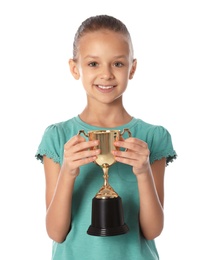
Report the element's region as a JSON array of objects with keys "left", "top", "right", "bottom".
[{"left": 73, "top": 15, "right": 133, "bottom": 60}]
